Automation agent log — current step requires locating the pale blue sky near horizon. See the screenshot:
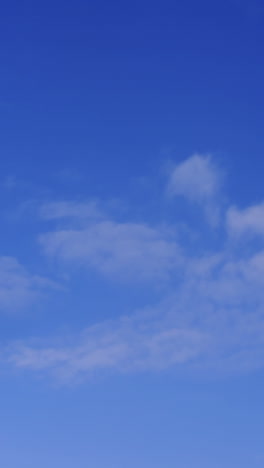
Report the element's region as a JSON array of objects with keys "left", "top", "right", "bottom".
[{"left": 1, "top": 0, "right": 264, "bottom": 467}]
